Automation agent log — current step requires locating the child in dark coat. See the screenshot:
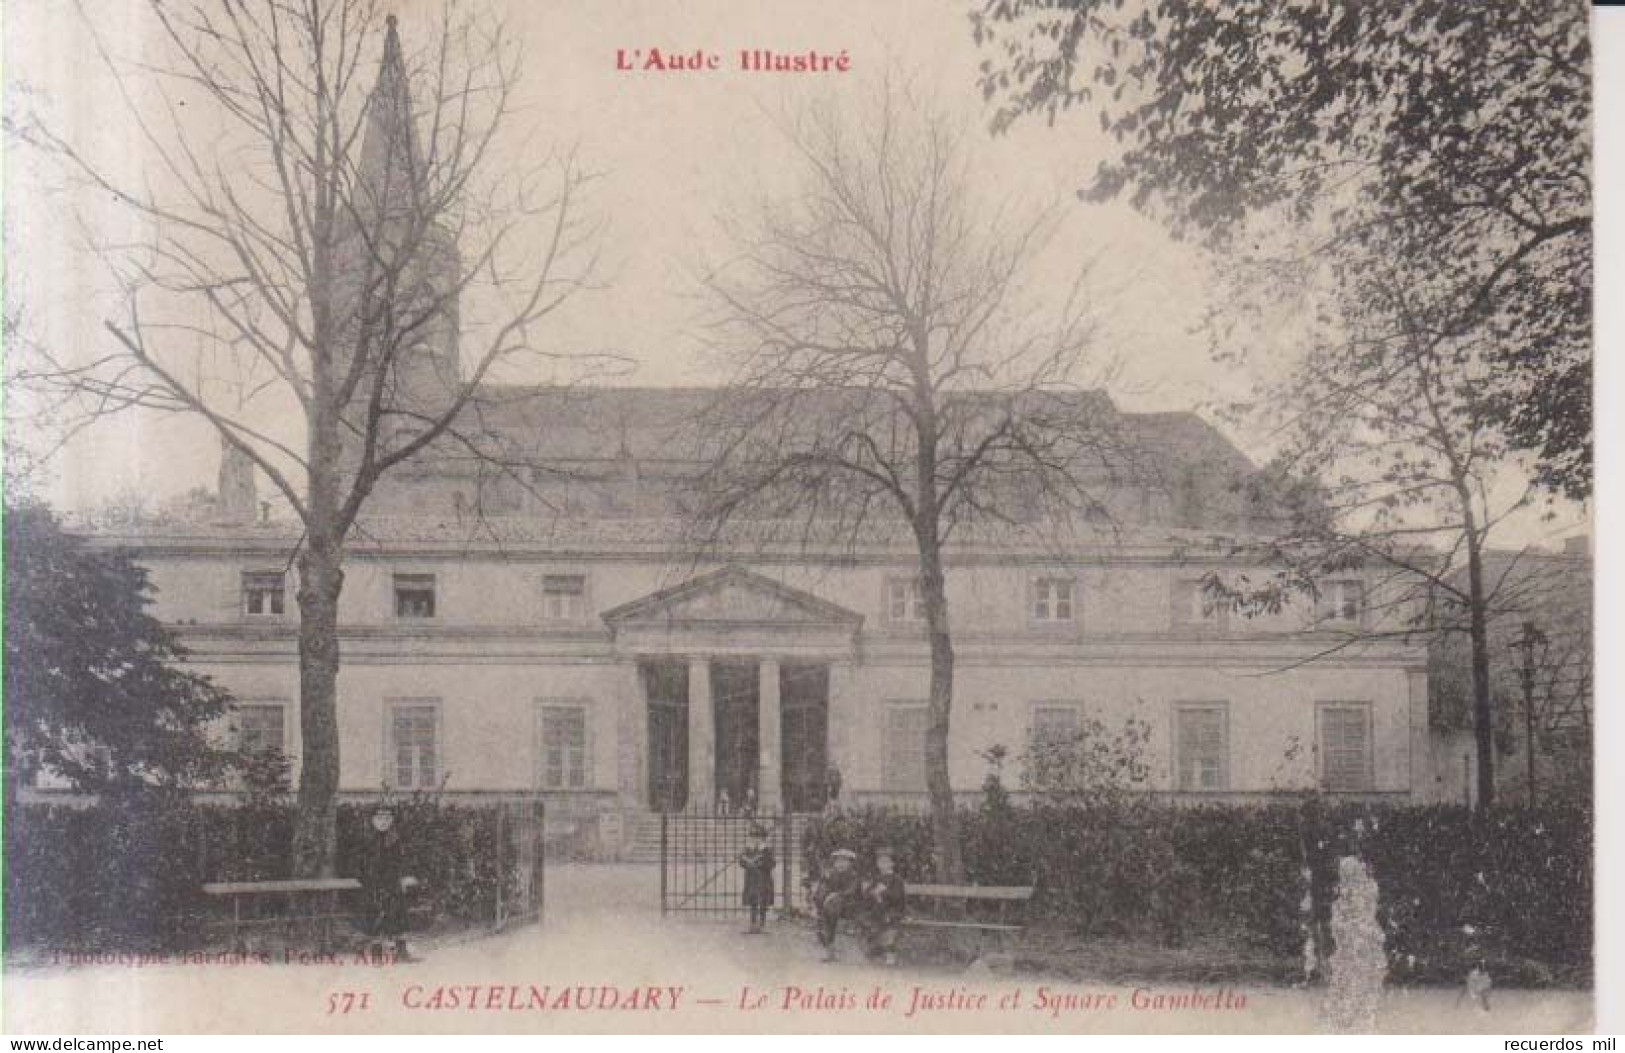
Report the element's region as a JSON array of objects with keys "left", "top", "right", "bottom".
[
  {"left": 737, "top": 825, "right": 776, "bottom": 934},
  {"left": 367, "top": 810, "right": 420, "bottom": 962}
]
